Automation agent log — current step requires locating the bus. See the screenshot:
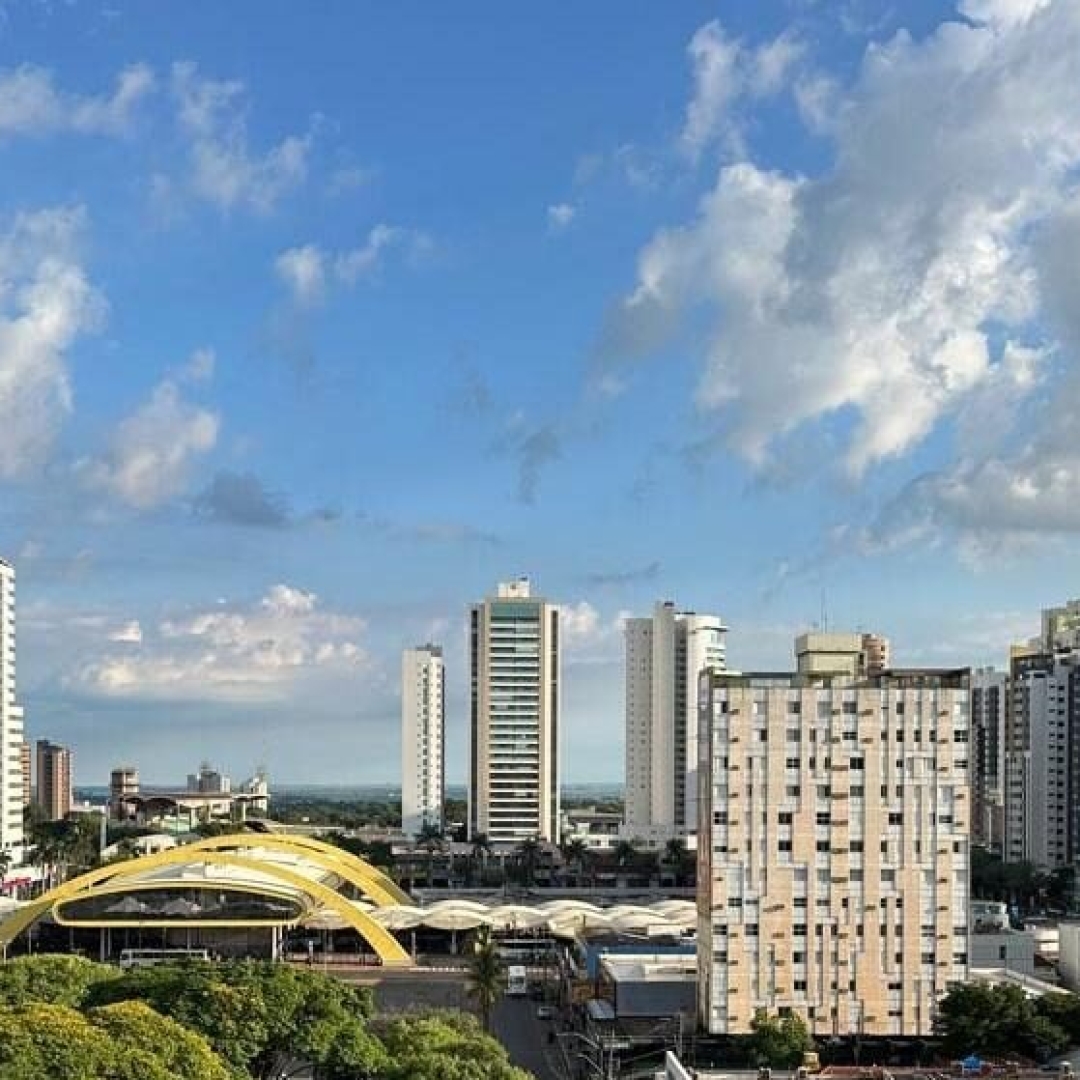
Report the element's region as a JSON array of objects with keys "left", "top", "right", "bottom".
[
  {"left": 118, "top": 948, "right": 212, "bottom": 969},
  {"left": 506, "top": 965, "right": 528, "bottom": 996}
]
